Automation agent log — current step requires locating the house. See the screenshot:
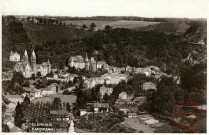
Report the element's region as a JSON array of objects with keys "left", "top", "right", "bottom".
[
  {"left": 102, "top": 64, "right": 110, "bottom": 72},
  {"left": 125, "top": 66, "right": 133, "bottom": 72},
  {"left": 5, "top": 95, "right": 24, "bottom": 104},
  {"left": 10, "top": 51, "right": 20, "bottom": 62},
  {"left": 49, "top": 83, "right": 60, "bottom": 93},
  {"left": 127, "top": 113, "right": 137, "bottom": 118},
  {"left": 119, "top": 92, "right": 128, "bottom": 100},
  {"left": 149, "top": 66, "right": 161, "bottom": 75},
  {"left": 133, "top": 97, "right": 146, "bottom": 106},
  {"left": 142, "top": 67, "right": 152, "bottom": 77},
  {"left": 68, "top": 86, "right": 76, "bottom": 92},
  {"left": 86, "top": 102, "right": 109, "bottom": 113},
  {"left": 84, "top": 78, "right": 96, "bottom": 89},
  {"left": 24, "top": 87, "right": 42, "bottom": 98},
  {"left": 97, "top": 61, "right": 106, "bottom": 69},
  {"left": 99, "top": 85, "right": 113, "bottom": 99},
  {"left": 79, "top": 109, "right": 87, "bottom": 116},
  {"left": 4, "top": 109, "right": 14, "bottom": 118},
  {"left": 133, "top": 67, "right": 143, "bottom": 74},
  {"left": 104, "top": 78, "right": 111, "bottom": 84},
  {"left": 142, "top": 82, "right": 157, "bottom": 91}
]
